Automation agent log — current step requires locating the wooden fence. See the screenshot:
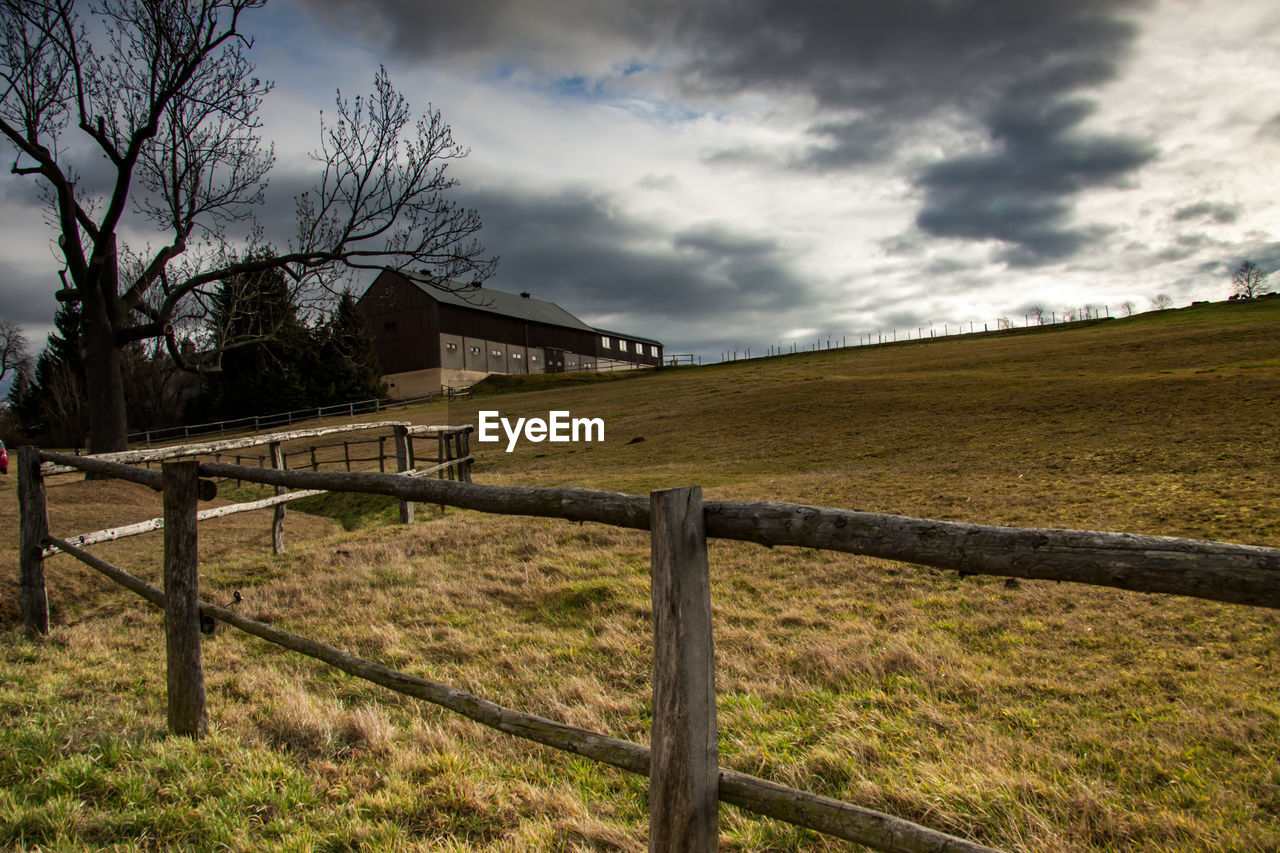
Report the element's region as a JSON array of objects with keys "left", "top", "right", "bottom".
[
  {"left": 37, "top": 422, "right": 474, "bottom": 557},
  {"left": 127, "top": 388, "right": 474, "bottom": 447},
  {"left": 15, "top": 449, "right": 1280, "bottom": 852}
]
